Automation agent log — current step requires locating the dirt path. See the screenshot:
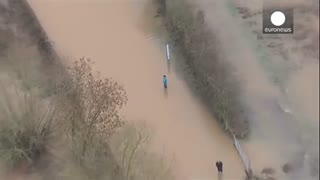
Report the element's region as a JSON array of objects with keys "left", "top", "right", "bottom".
[{"left": 27, "top": 0, "right": 244, "bottom": 179}]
